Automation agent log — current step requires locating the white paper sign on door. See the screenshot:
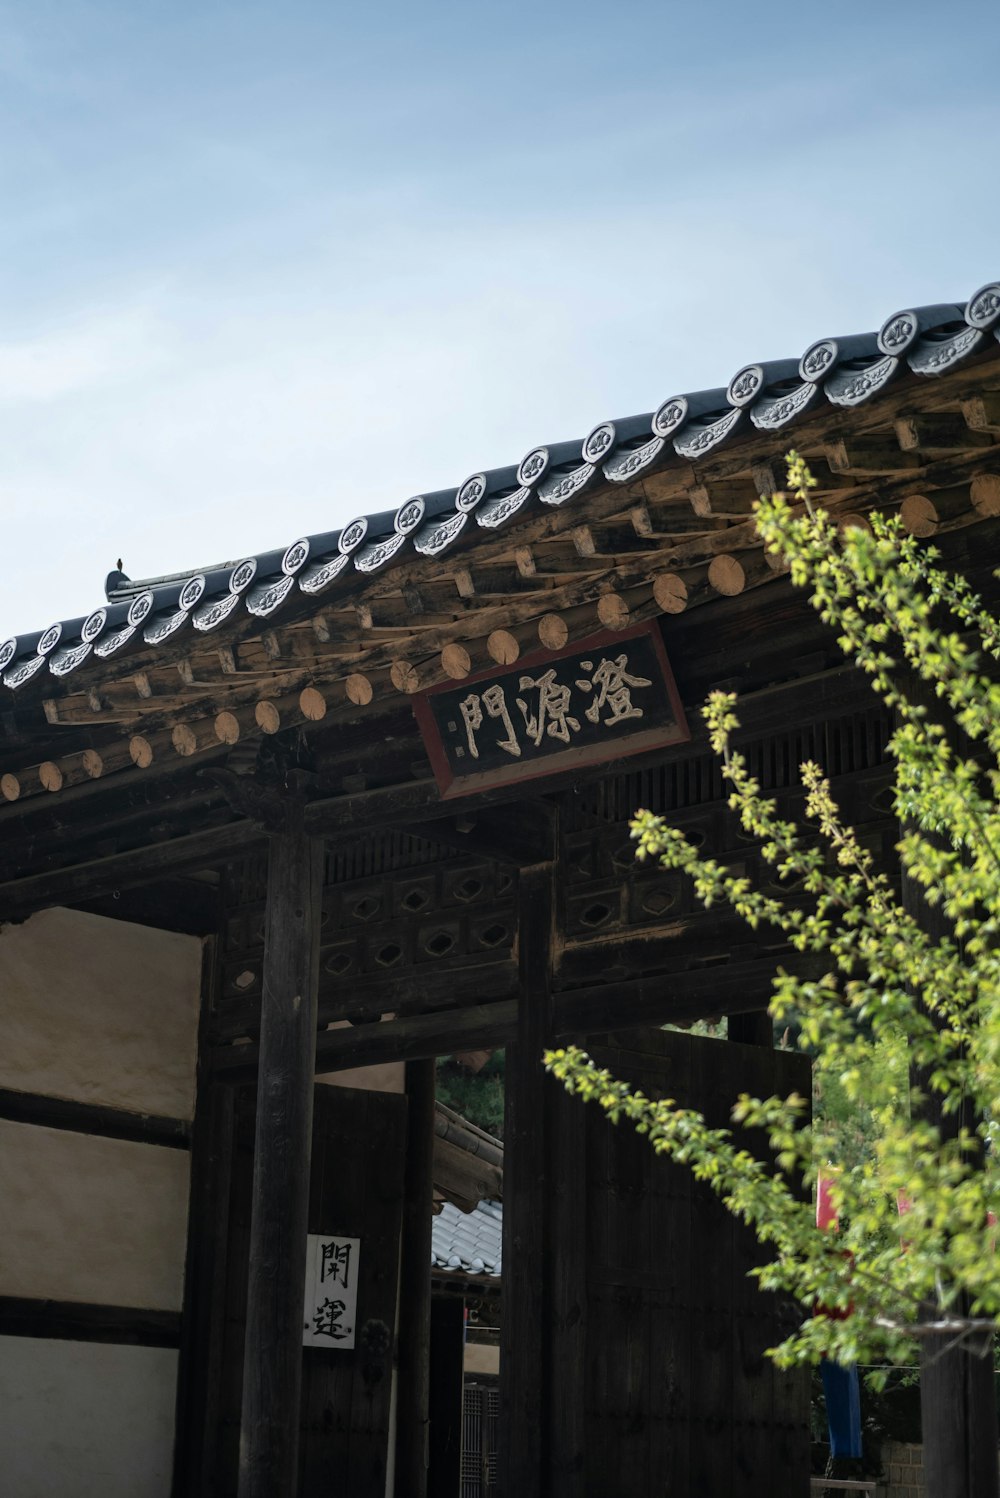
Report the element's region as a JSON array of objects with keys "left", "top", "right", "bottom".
[{"left": 302, "top": 1234, "right": 361, "bottom": 1349}]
